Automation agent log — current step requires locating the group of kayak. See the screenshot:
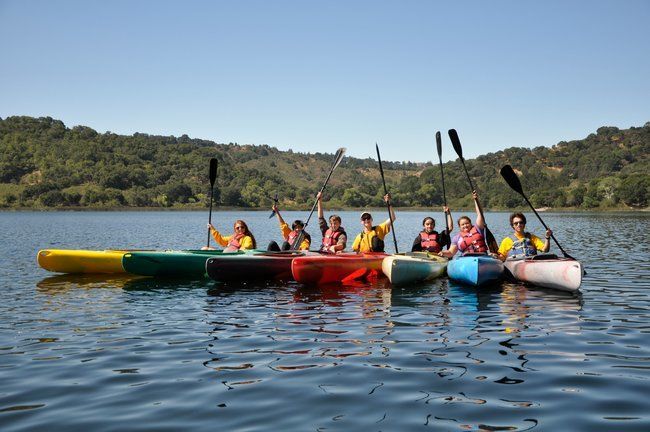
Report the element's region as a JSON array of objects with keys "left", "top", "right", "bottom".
[
  {"left": 37, "top": 132, "right": 584, "bottom": 292},
  {"left": 37, "top": 189, "right": 583, "bottom": 292}
]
